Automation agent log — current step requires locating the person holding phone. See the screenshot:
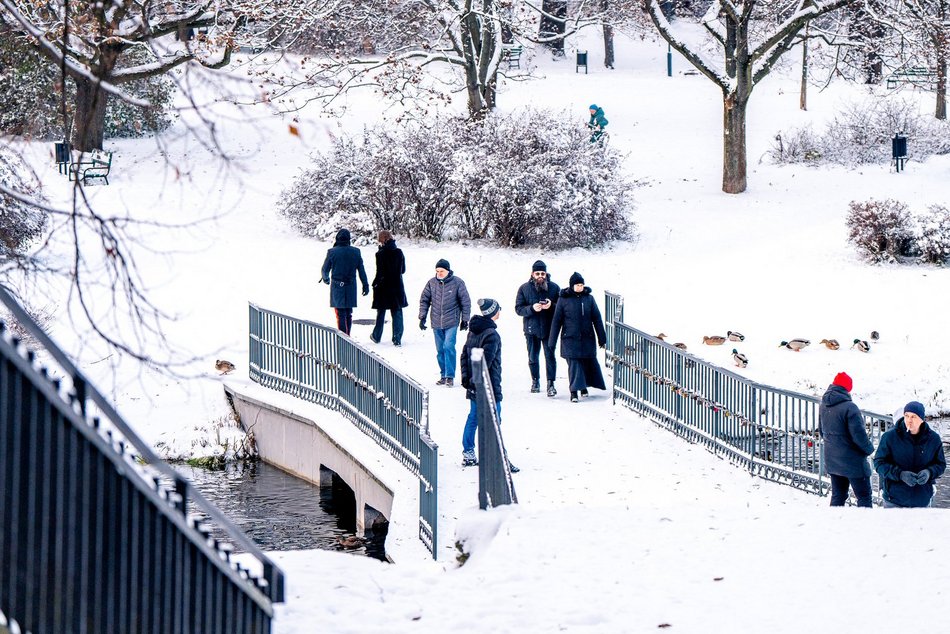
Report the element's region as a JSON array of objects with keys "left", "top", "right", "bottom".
[{"left": 515, "top": 260, "right": 560, "bottom": 396}]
